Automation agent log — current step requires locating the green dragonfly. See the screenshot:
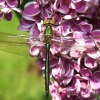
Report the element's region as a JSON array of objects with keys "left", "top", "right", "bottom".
[
  {"left": 0, "top": 18, "right": 100, "bottom": 98},
  {"left": 43, "top": 18, "right": 55, "bottom": 98},
  {"left": 0, "top": 18, "right": 56, "bottom": 98}
]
